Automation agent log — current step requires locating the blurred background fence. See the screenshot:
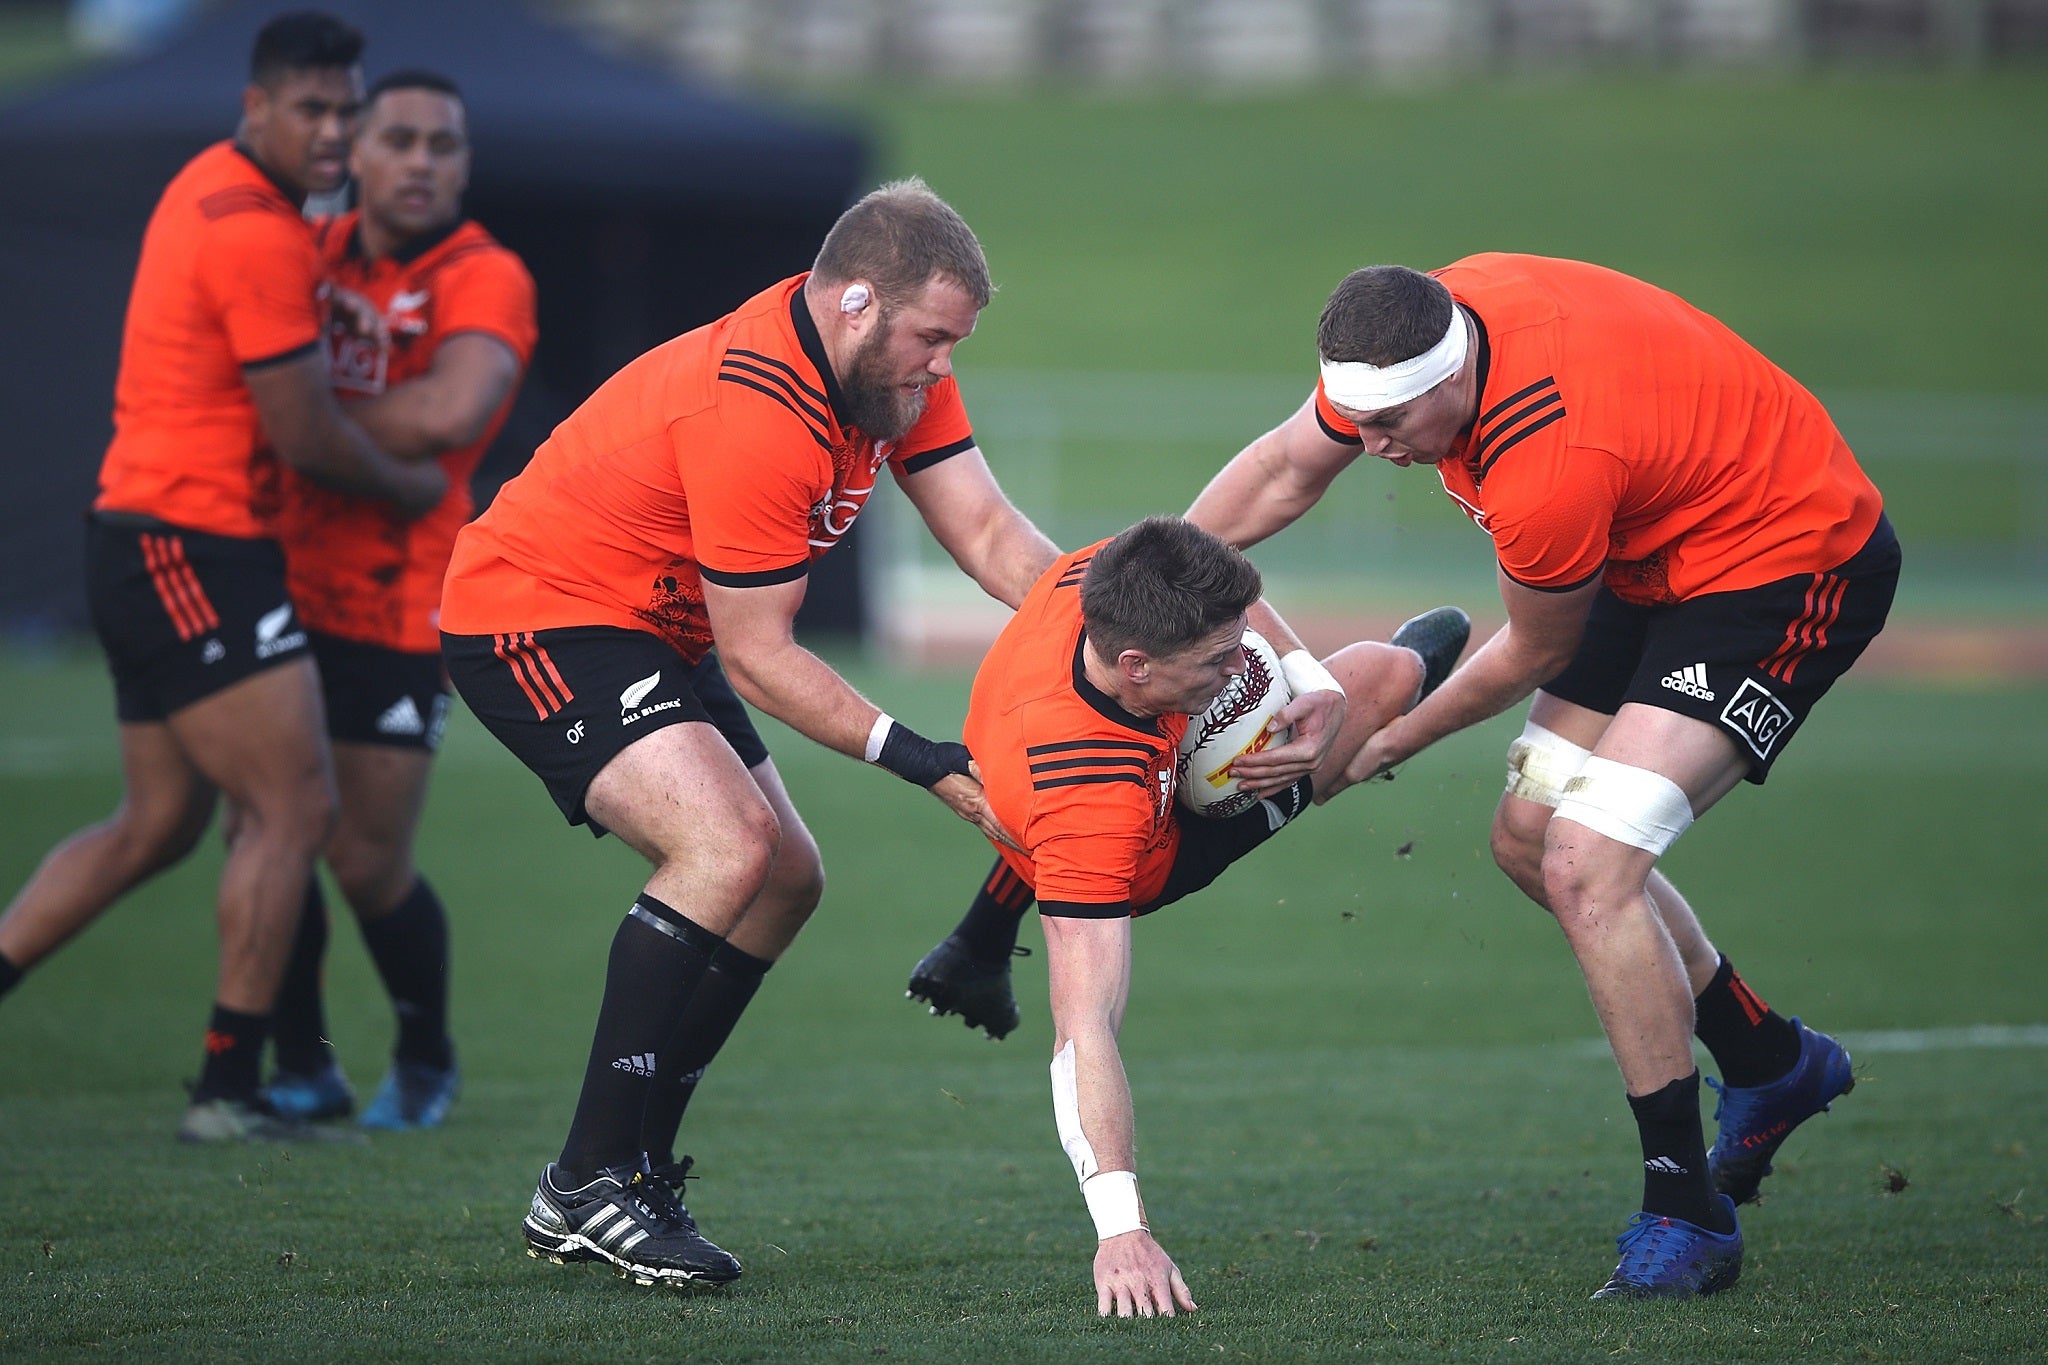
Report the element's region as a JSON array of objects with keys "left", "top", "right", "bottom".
[{"left": 556, "top": 0, "right": 2048, "bottom": 82}]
